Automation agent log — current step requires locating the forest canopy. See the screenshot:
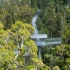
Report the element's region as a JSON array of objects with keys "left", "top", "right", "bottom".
[{"left": 0, "top": 0, "right": 70, "bottom": 70}]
